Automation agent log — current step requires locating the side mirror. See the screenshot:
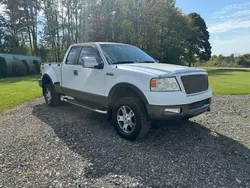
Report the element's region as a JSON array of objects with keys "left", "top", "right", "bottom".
[{"left": 82, "top": 57, "right": 99, "bottom": 68}]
